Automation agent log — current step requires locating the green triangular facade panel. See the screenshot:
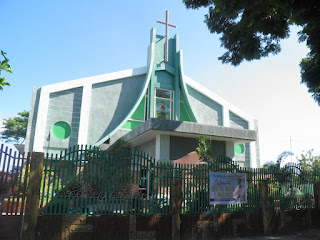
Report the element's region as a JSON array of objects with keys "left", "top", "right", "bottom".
[
  {"left": 121, "top": 96, "right": 146, "bottom": 130},
  {"left": 180, "top": 101, "right": 191, "bottom": 122}
]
